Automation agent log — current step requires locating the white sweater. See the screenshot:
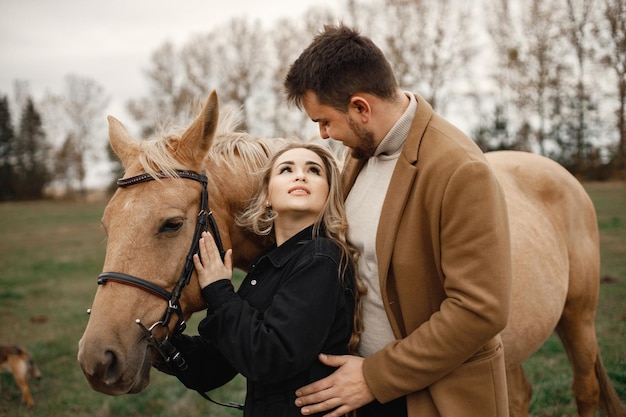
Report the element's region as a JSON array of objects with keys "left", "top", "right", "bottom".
[{"left": 346, "top": 92, "right": 417, "bottom": 357}]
